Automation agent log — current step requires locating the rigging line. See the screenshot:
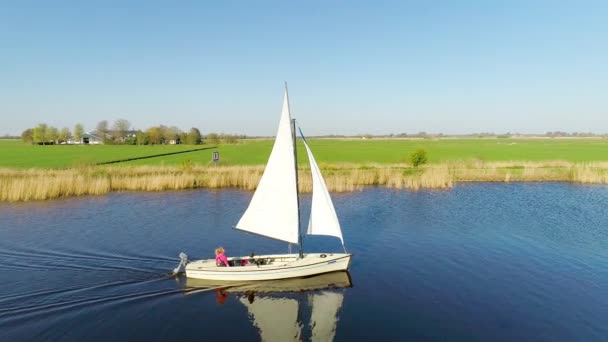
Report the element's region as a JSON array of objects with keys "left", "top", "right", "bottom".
[{"left": 297, "top": 126, "right": 307, "bottom": 142}]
